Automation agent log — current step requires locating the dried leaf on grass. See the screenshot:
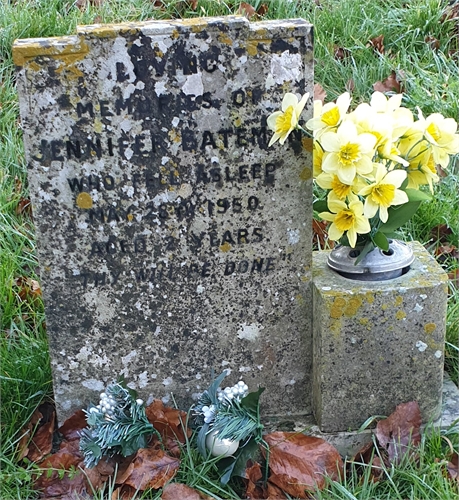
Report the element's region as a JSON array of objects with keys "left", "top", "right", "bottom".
[
  {"left": 425, "top": 35, "right": 440, "bottom": 50},
  {"left": 446, "top": 452, "right": 458, "bottom": 482},
  {"left": 116, "top": 448, "right": 180, "bottom": 490},
  {"left": 373, "top": 70, "right": 403, "bottom": 93},
  {"left": 161, "top": 482, "right": 212, "bottom": 499},
  {"left": 313, "top": 219, "right": 334, "bottom": 250},
  {"left": 27, "top": 410, "right": 55, "bottom": 462},
  {"left": 375, "top": 401, "right": 421, "bottom": 464},
  {"left": 17, "top": 408, "right": 44, "bottom": 460},
  {"left": 263, "top": 432, "right": 343, "bottom": 498},
  {"left": 145, "top": 399, "right": 190, "bottom": 443},
  {"left": 314, "top": 83, "right": 327, "bottom": 103},
  {"left": 15, "top": 277, "right": 42, "bottom": 302},
  {"left": 368, "top": 34, "right": 384, "bottom": 54},
  {"left": 16, "top": 197, "right": 32, "bottom": 216},
  {"left": 334, "top": 45, "right": 350, "bottom": 61},
  {"left": 238, "top": 2, "right": 257, "bottom": 18},
  {"left": 75, "top": 0, "right": 104, "bottom": 9}
]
